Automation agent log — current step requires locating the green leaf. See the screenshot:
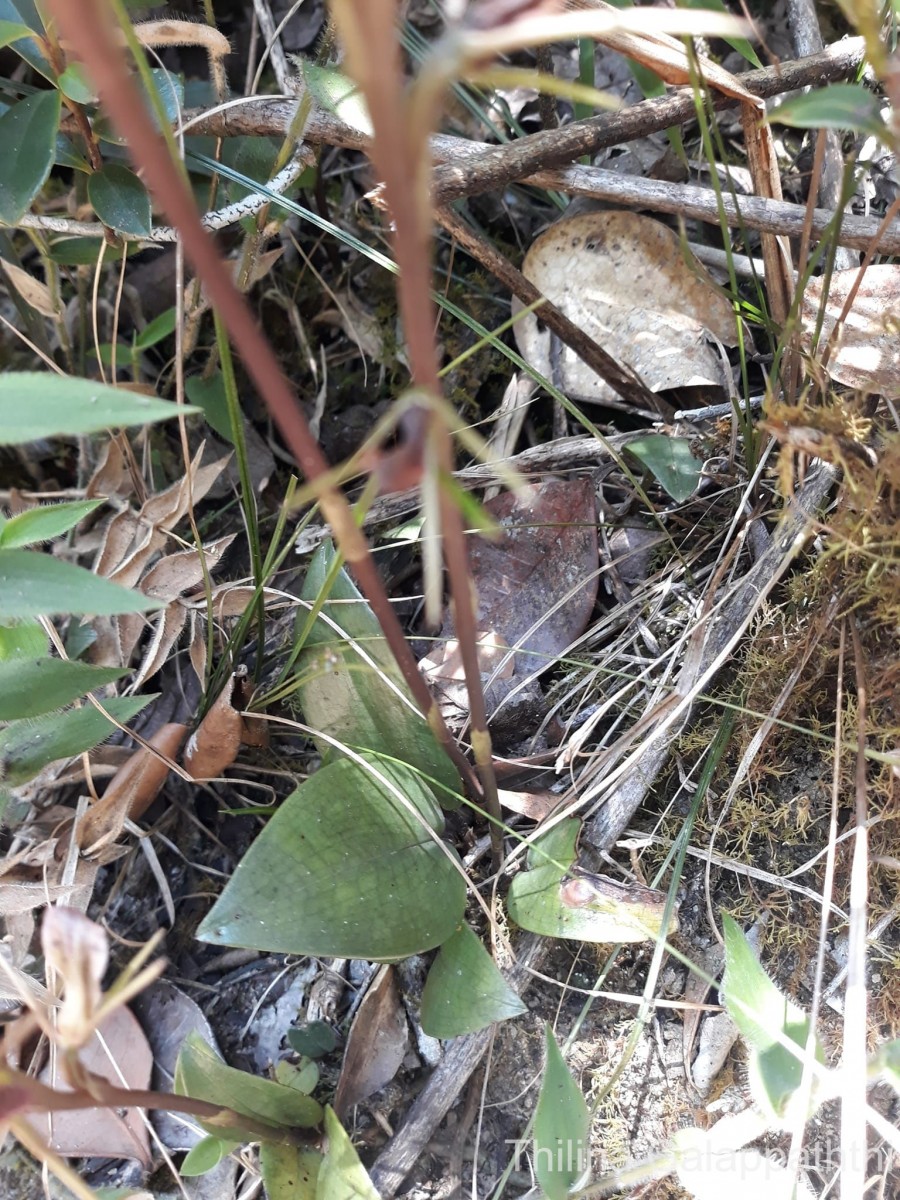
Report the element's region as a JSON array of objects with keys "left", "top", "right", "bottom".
[
  {"left": 0, "top": 373, "right": 197, "bottom": 443},
  {"left": 681, "top": 0, "right": 761, "bottom": 67},
  {"left": 0, "top": 18, "right": 35, "bottom": 47},
  {"left": 0, "top": 549, "right": 162, "bottom": 618},
  {"left": 185, "top": 372, "right": 232, "bottom": 443},
  {"left": 0, "top": 90, "right": 61, "bottom": 223},
  {"left": 420, "top": 924, "right": 527, "bottom": 1038},
  {"left": 56, "top": 63, "right": 96, "bottom": 104},
  {"left": 198, "top": 756, "right": 467, "bottom": 960},
  {"left": 275, "top": 1058, "right": 320, "bottom": 1095},
  {"left": 88, "top": 163, "right": 152, "bottom": 236},
  {"left": 316, "top": 1107, "right": 379, "bottom": 1200},
  {"left": 0, "top": 657, "right": 126, "bottom": 719},
  {"left": 624, "top": 435, "right": 702, "bottom": 503},
  {"left": 260, "top": 1141, "right": 321, "bottom": 1200},
  {"left": 300, "top": 62, "right": 372, "bottom": 137},
  {"left": 0, "top": 618, "right": 48, "bottom": 660},
  {"left": 0, "top": 694, "right": 152, "bottom": 786},
  {"left": 133, "top": 306, "right": 177, "bottom": 350},
  {"left": 0, "top": 499, "right": 103, "bottom": 548},
  {"left": 47, "top": 237, "right": 127, "bottom": 265},
  {"left": 179, "top": 1135, "right": 237, "bottom": 1177},
  {"left": 721, "top": 913, "right": 822, "bottom": 1120},
  {"left": 507, "top": 820, "right": 674, "bottom": 944},
  {"left": 294, "top": 541, "right": 459, "bottom": 806},
  {"left": 533, "top": 1025, "right": 591, "bottom": 1200},
  {"left": 286, "top": 1022, "right": 336, "bottom": 1059},
  {"left": 770, "top": 84, "right": 883, "bottom": 135},
  {"left": 174, "top": 1031, "right": 322, "bottom": 1141}
]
